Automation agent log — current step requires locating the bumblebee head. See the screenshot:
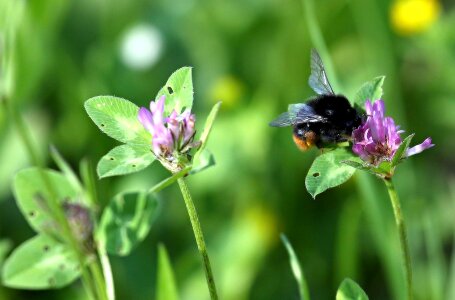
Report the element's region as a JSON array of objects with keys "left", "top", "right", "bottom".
[{"left": 292, "top": 130, "right": 317, "bottom": 151}]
